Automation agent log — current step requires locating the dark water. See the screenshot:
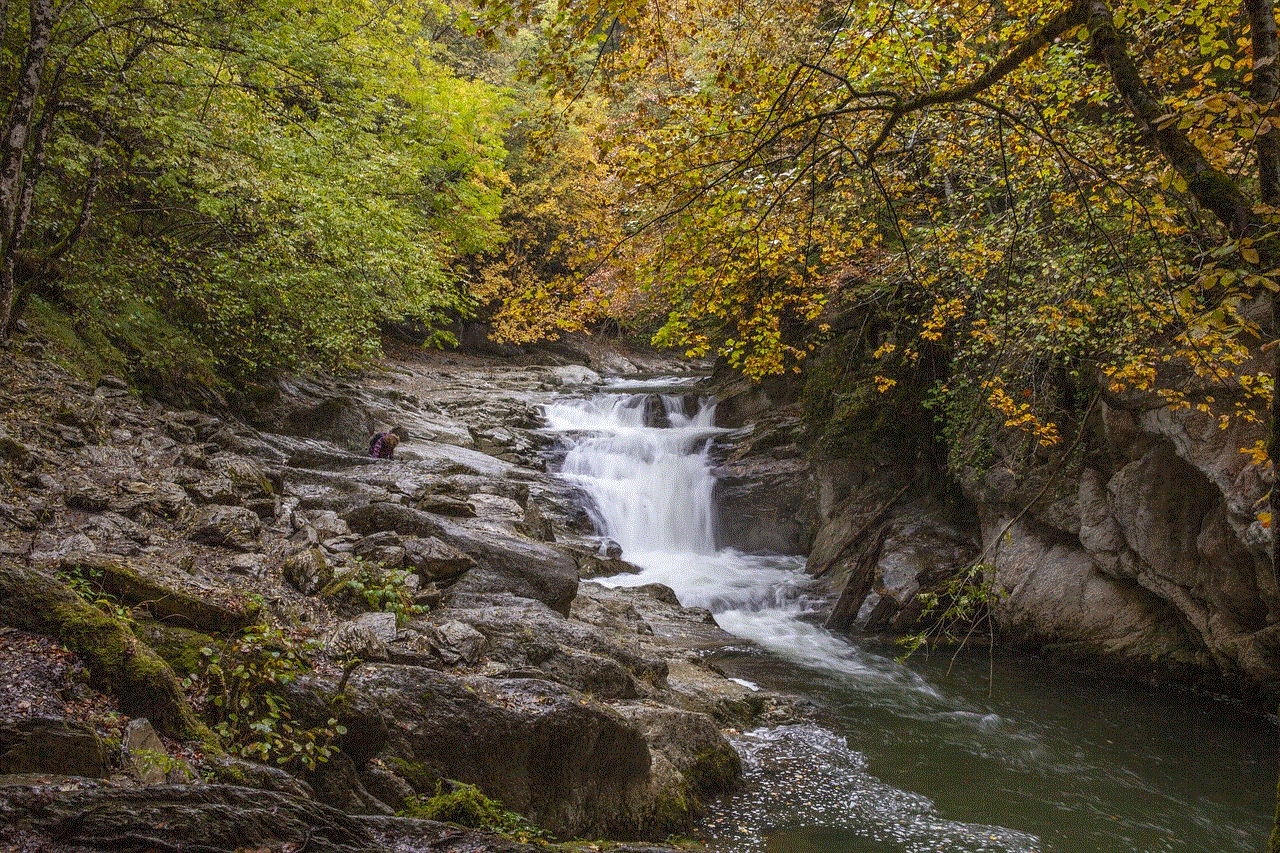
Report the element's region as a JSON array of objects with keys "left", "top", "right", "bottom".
[{"left": 700, "top": 640, "right": 1277, "bottom": 853}]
